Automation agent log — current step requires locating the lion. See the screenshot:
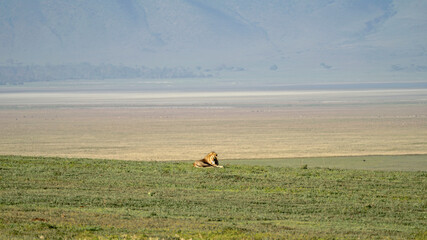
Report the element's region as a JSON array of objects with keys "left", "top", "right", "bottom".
[{"left": 193, "top": 151, "right": 223, "bottom": 168}]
